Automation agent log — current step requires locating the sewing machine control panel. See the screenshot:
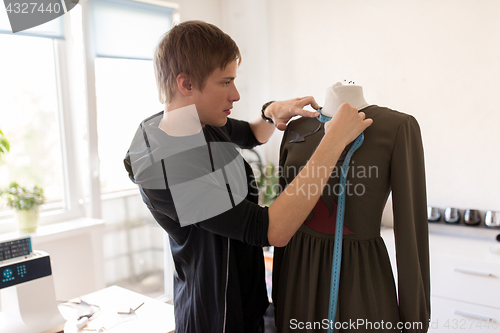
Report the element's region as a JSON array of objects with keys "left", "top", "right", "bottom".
[{"left": 0, "top": 253, "right": 51, "bottom": 289}]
